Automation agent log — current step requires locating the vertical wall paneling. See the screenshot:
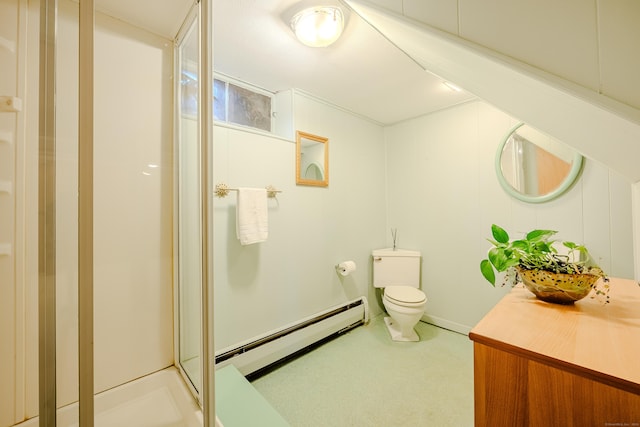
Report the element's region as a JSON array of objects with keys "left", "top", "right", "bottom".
[
  {"left": 609, "top": 170, "right": 634, "bottom": 278},
  {"left": 212, "top": 92, "right": 387, "bottom": 350},
  {"left": 273, "top": 89, "right": 294, "bottom": 141},
  {"left": 475, "top": 104, "right": 513, "bottom": 238},
  {"left": 534, "top": 177, "right": 584, "bottom": 241},
  {"left": 581, "top": 161, "right": 614, "bottom": 274},
  {"left": 385, "top": 100, "right": 634, "bottom": 333},
  {"left": 212, "top": 95, "right": 634, "bottom": 343}
]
